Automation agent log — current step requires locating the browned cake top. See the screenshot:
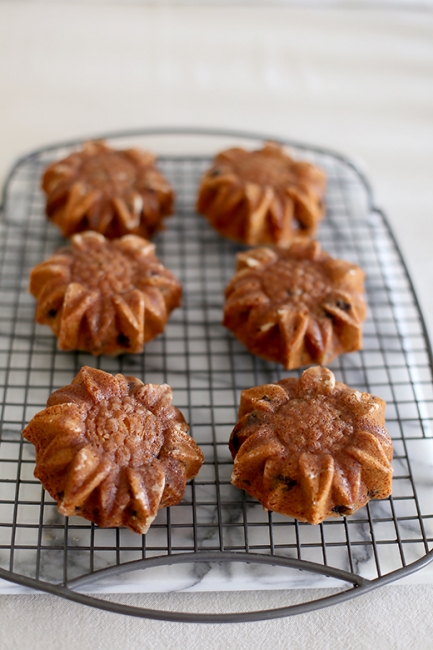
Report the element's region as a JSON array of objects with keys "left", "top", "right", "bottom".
[
  {"left": 29, "top": 231, "right": 181, "bottom": 355},
  {"left": 23, "top": 367, "right": 204, "bottom": 534},
  {"left": 223, "top": 240, "right": 366, "bottom": 370},
  {"left": 67, "top": 148, "right": 138, "bottom": 194},
  {"left": 231, "top": 367, "right": 390, "bottom": 455},
  {"left": 68, "top": 233, "right": 158, "bottom": 294},
  {"left": 42, "top": 141, "right": 174, "bottom": 239},
  {"left": 76, "top": 389, "right": 164, "bottom": 464},
  {"left": 72, "top": 239, "right": 135, "bottom": 293},
  {"left": 216, "top": 145, "right": 318, "bottom": 190},
  {"left": 265, "top": 394, "right": 353, "bottom": 452},
  {"left": 47, "top": 368, "right": 185, "bottom": 466},
  {"left": 260, "top": 257, "right": 332, "bottom": 310}
]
